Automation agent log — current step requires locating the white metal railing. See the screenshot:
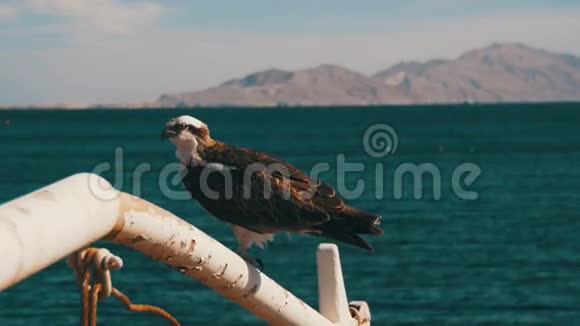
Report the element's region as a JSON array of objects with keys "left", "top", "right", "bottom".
[{"left": 0, "top": 173, "right": 370, "bottom": 325}]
